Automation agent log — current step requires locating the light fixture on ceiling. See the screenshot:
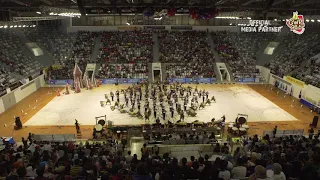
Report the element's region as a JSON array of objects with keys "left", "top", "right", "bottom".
[
  {"left": 306, "top": 19, "right": 310, "bottom": 22},
  {"left": 4, "top": 25, "right": 8, "bottom": 28},
  {"left": 317, "top": 20, "right": 320, "bottom": 22},
  {"left": 126, "top": 22, "right": 130, "bottom": 25},
  {"left": 274, "top": 19, "right": 277, "bottom": 21},
  {"left": 36, "top": 12, "right": 41, "bottom": 14},
  {"left": 311, "top": 19, "right": 315, "bottom": 22}
]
